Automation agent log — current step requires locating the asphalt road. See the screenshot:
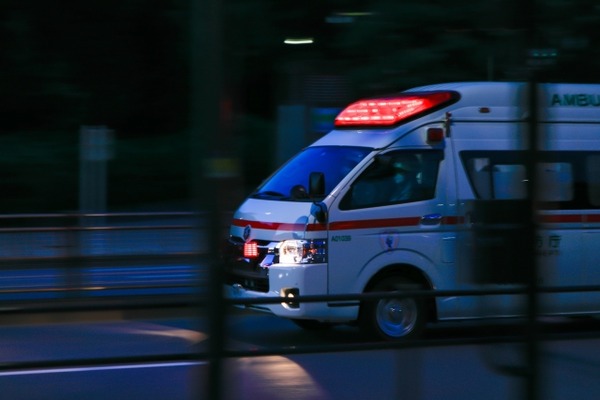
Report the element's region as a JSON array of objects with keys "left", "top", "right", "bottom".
[{"left": 2, "top": 309, "right": 600, "bottom": 400}]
